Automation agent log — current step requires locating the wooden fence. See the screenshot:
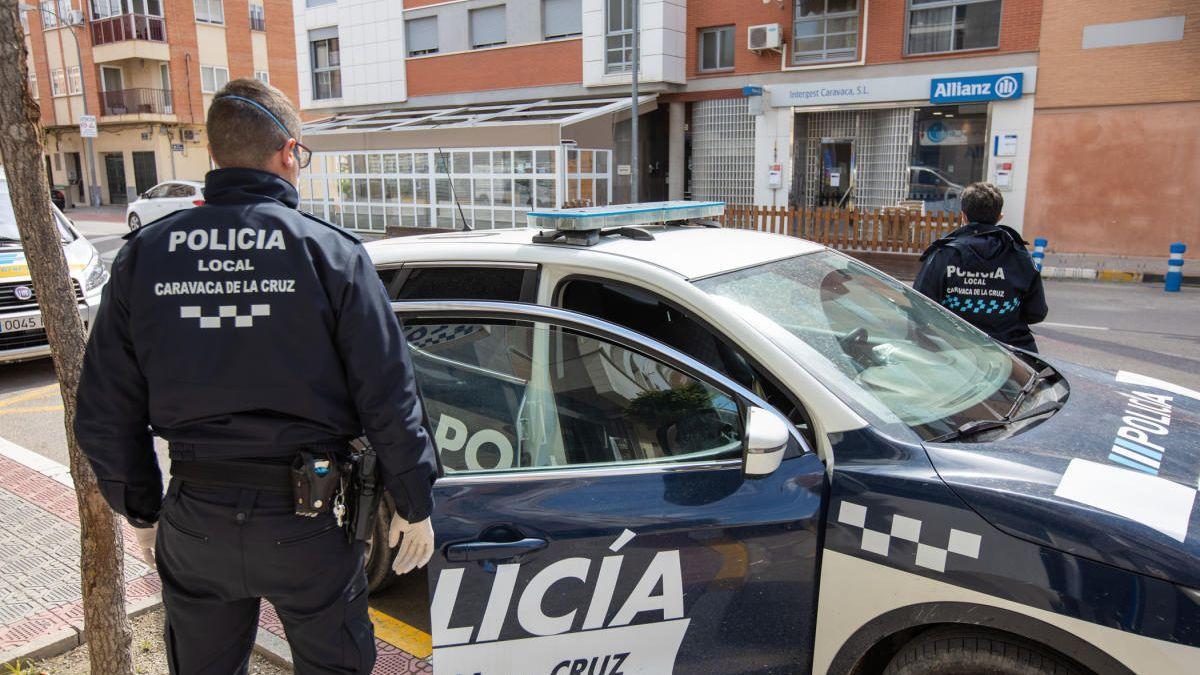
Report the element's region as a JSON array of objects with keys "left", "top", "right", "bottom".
[{"left": 718, "top": 204, "right": 960, "bottom": 254}]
